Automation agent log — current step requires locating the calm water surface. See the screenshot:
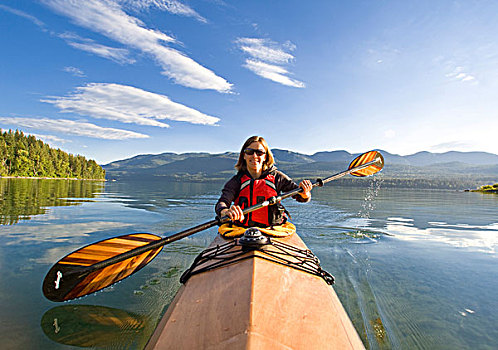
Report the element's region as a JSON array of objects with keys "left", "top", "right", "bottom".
[{"left": 0, "top": 177, "right": 497, "bottom": 349}]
